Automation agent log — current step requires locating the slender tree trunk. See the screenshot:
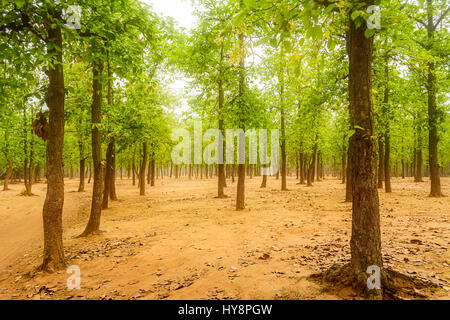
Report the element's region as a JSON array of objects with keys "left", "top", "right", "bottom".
[
  {"left": 109, "top": 139, "right": 117, "bottom": 200},
  {"left": 260, "top": 172, "right": 267, "bottom": 188},
  {"left": 280, "top": 66, "right": 287, "bottom": 191},
  {"left": 102, "top": 140, "right": 113, "bottom": 209},
  {"left": 377, "top": 136, "right": 384, "bottom": 189},
  {"left": 140, "top": 142, "right": 147, "bottom": 196},
  {"left": 150, "top": 151, "right": 155, "bottom": 186},
  {"left": 299, "top": 152, "right": 305, "bottom": 184},
  {"left": 236, "top": 26, "right": 246, "bottom": 210},
  {"left": 384, "top": 131, "right": 392, "bottom": 193},
  {"left": 23, "top": 108, "right": 32, "bottom": 195},
  {"left": 342, "top": 141, "right": 346, "bottom": 184},
  {"left": 80, "top": 59, "right": 104, "bottom": 236},
  {"left": 3, "top": 131, "right": 12, "bottom": 191},
  {"left": 132, "top": 148, "right": 136, "bottom": 186},
  {"left": 415, "top": 135, "right": 424, "bottom": 182}
]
